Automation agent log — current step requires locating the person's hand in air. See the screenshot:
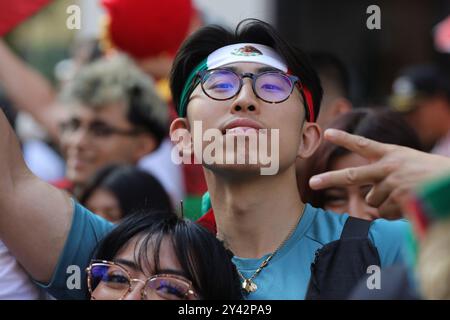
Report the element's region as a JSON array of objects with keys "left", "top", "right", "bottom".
[{"left": 309, "top": 128, "right": 450, "bottom": 219}]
